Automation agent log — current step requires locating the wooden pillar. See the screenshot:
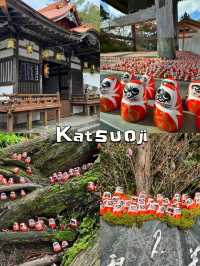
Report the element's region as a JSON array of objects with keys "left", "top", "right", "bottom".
[
  {"left": 131, "top": 24, "right": 137, "bottom": 51},
  {"left": 27, "top": 111, "right": 32, "bottom": 130},
  {"left": 86, "top": 106, "right": 90, "bottom": 116},
  {"left": 7, "top": 113, "right": 14, "bottom": 133},
  {"left": 43, "top": 110, "right": 48, "bottom": 127},
  {"left": 155, "top": 0, "right": 176, "bottom": 59},
  {"left": 173, "top": 0, "right": 179, "bottom": 50},
  {"left": 56, "top": 108, "right": 61, "bottom": 124}
]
